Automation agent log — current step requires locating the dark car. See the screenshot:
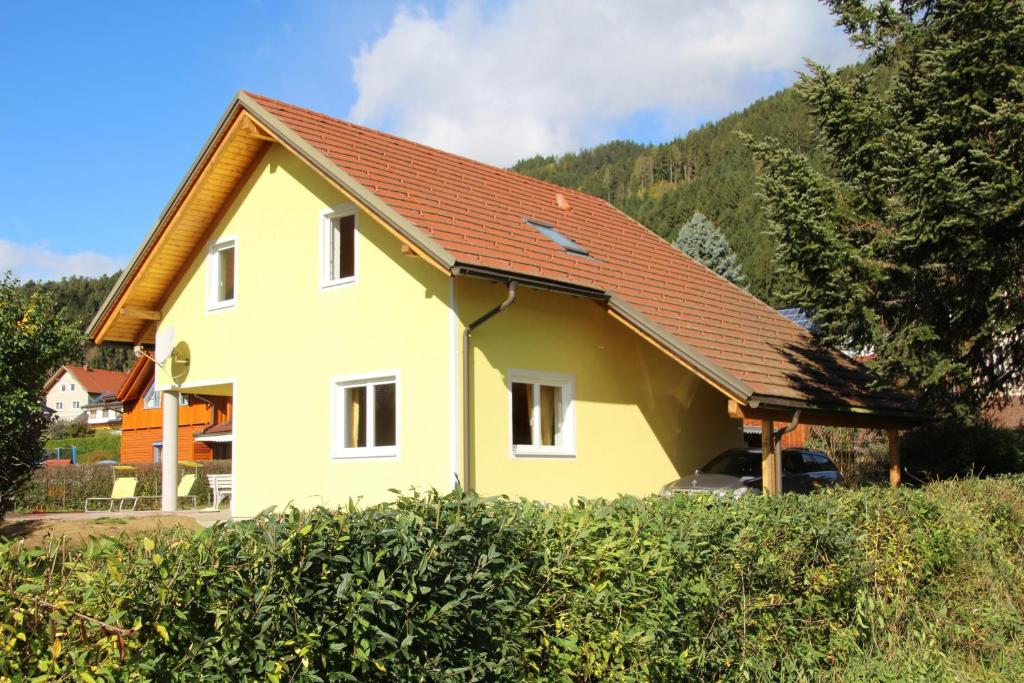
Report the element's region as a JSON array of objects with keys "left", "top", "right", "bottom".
[{"left": 660, "top": 447, "right": 845, "bottom": 497}]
